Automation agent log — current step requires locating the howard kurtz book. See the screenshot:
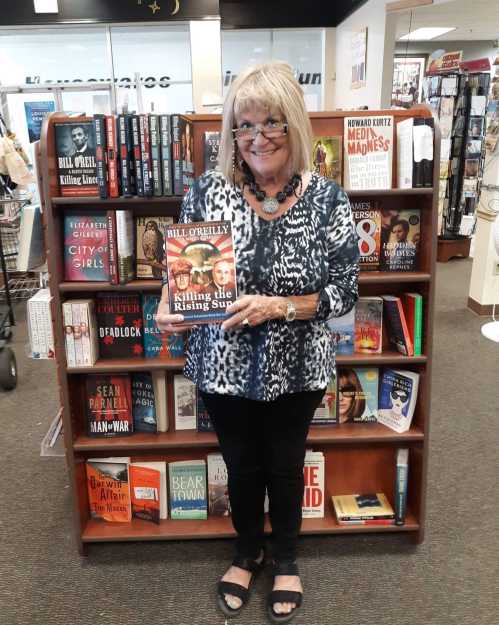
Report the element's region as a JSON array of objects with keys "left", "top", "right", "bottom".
[{"left": 55, "top": 120, "right": 99, "bottom": 197}]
